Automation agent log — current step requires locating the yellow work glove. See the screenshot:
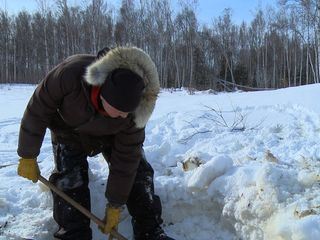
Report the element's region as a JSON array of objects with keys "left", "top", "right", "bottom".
[
  {"left": 99, "top": 204, "right": 121, "bottom": 234},
  {"left": 17, "top": 158, "right": 40, "bottom": 183}
]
